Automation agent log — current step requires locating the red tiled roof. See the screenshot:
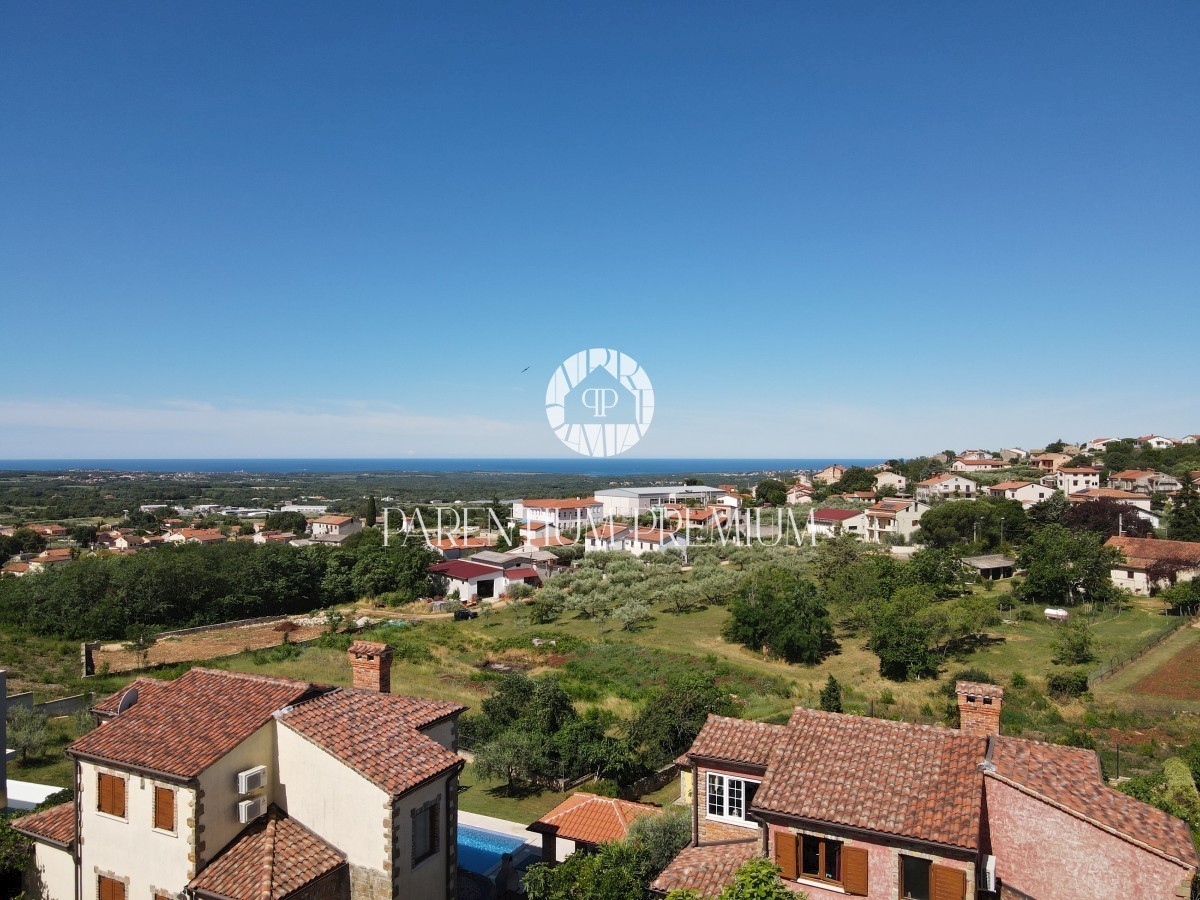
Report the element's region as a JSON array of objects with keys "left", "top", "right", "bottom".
[
  {"left": 10, "top": 802, "right": 76, "bottom": 848},
  {"left": 505, "top": 567, "right": 540, "bottom": 580},
  {"left": 91, "top": 677, "right": 169, "bottom": 718},
  {"left": 277, "top": 690, "right": 465, "bottom": 796},
  {"left": 529, "top": 792, "right": 663, "bottom": 845},
  {"left": 311, "top": 515, "right": 353, "bottom": 525},
  {"left": 429, "top": 559, "right": 503, "bottom": 580},
  {"left": 587, "top": 524, "right": 630, "bottom": 540},
  {"left": 530, "top": 535, "right": 575, "bottom": 547},
  {"left": 676, "top": 714, "right": 787, "bottom": 769},
  {"left": 431, "top": 537, "right": 491, "bottom": 550},
  {"left": 650, "top": 841, "right": 760, "bottom": 896},
  {"left": 917, "top": 474, "right": 966, "bottom": 486},
  {"left": 69, "top": 669, "right": 317, "bottom": 778},
  {"left": 189, "top": 806, "right": 346, "bottom": 900},
  {"left": 812, "top": 508, "right": 863, "bottom": 522},
  {"left": 1105, "top": 536, "right": 1200, "bottom": 570},
  {"left": 990, "top": 481, "right": 1036, "bottom": 491},
  {"left": 989, "top": 735, "right": 1199, "bottom": 867},
  {"left": 753, "top": 708, "right": 986, "bottom": 850},
  {"left": 1068, "top": 488, "right": 1145, "bottom": 502},
  {"left": 1109, "top": 469, "right": 1162, "bottom": 481}
]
